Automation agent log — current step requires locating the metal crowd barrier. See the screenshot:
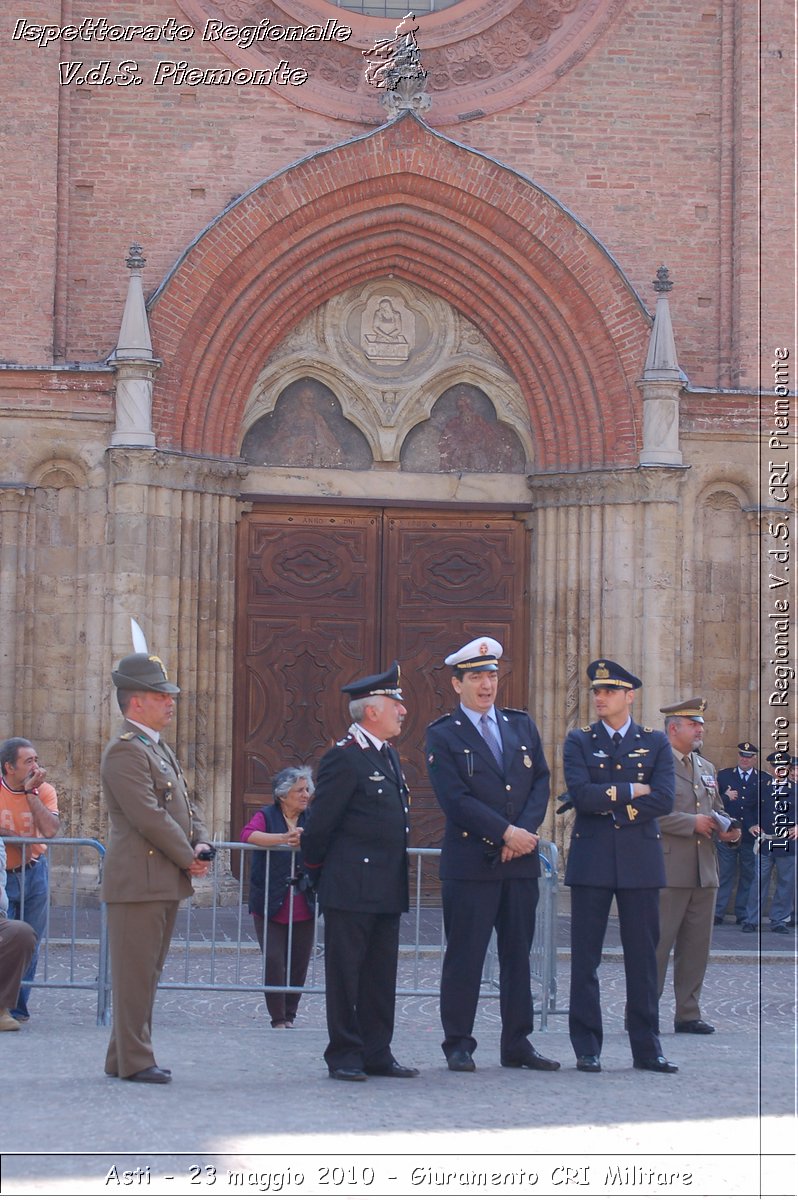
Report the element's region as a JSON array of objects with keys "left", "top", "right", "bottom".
[
  {"left": 163, "top": 839, "right": 560, "bottom": 1031},
  {"left": 1, "top": 837, "right": 559, "bottom": 1030},
  {"left": 2, "top": 836, "right": 109, "bottom": 1025}
]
